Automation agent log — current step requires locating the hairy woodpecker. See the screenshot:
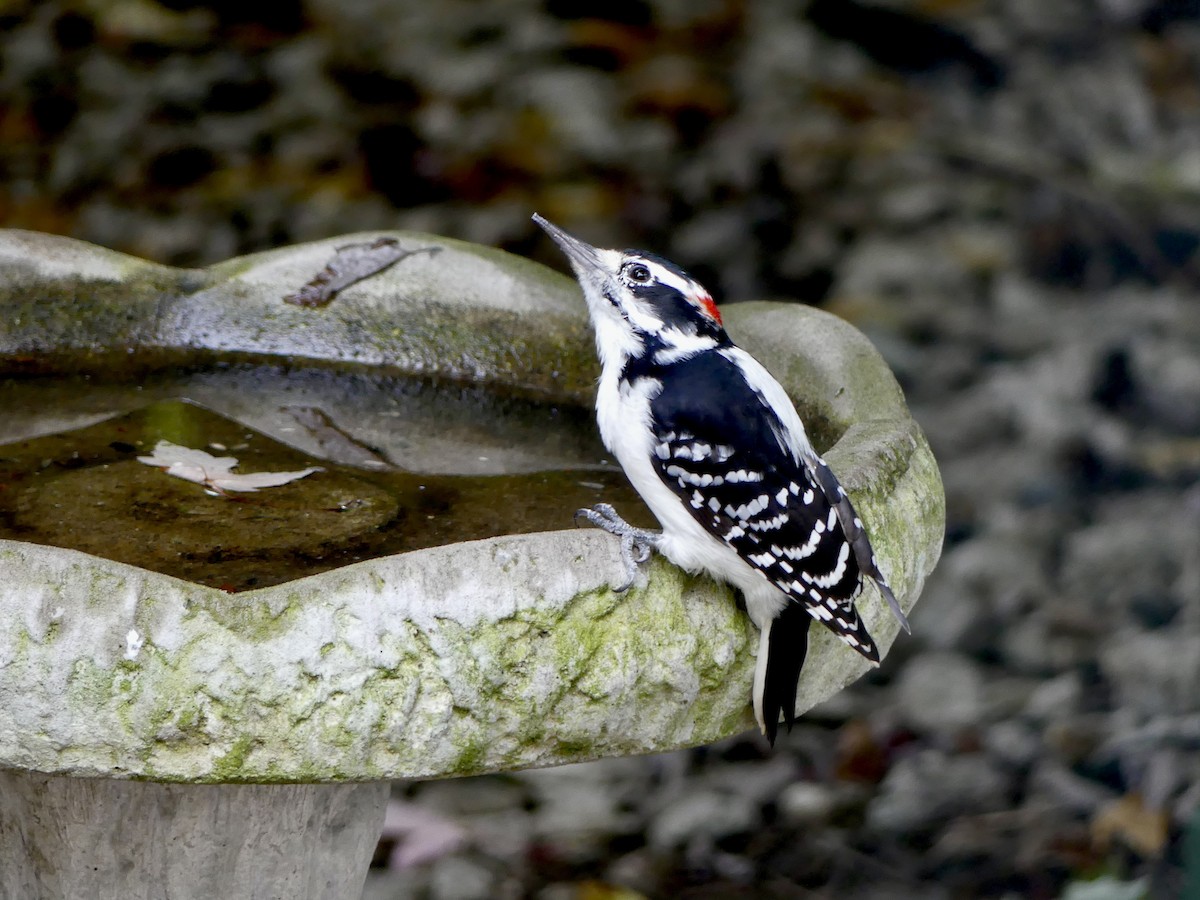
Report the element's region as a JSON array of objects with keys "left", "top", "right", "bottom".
[{"left": 533, "top": 214, "right": 910, "bottom": 745}]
